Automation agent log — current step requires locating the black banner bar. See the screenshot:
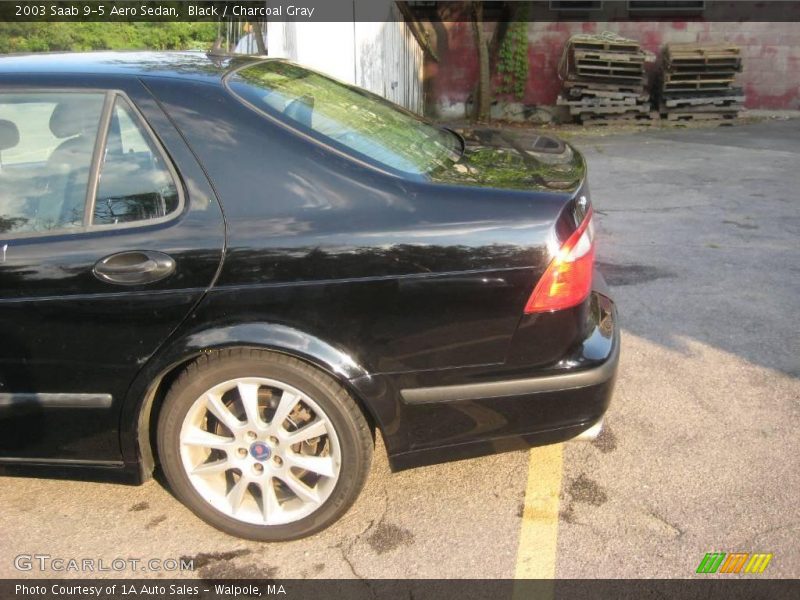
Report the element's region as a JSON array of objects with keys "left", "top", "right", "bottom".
[
  {"left": 0, "top": 1, "right": 799, "bottom": 23},
  {"left": 3, "top": 579, "right": 800, "bottom": 600}
]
